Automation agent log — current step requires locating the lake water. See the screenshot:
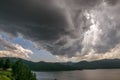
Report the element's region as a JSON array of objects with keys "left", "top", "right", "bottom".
[{"left": 35, "top": 69, "right": 120, "bottom": 80}]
